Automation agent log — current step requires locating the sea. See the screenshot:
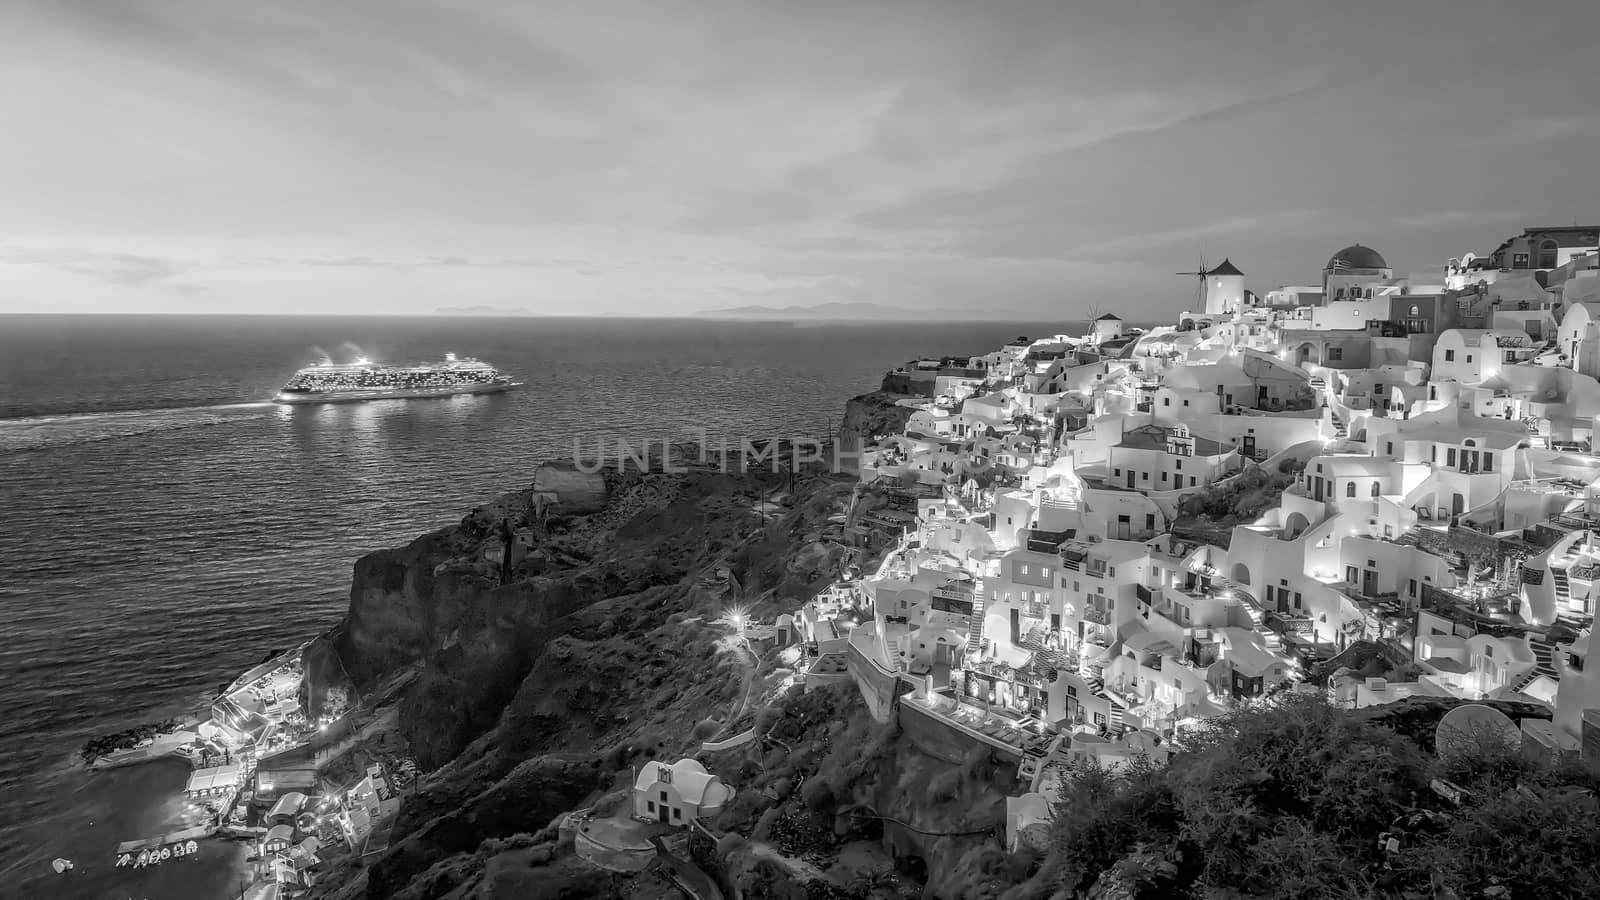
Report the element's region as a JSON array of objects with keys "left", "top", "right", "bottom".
[{"left": 0, "top": 313, "right": 1085, "bottom": 899}]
